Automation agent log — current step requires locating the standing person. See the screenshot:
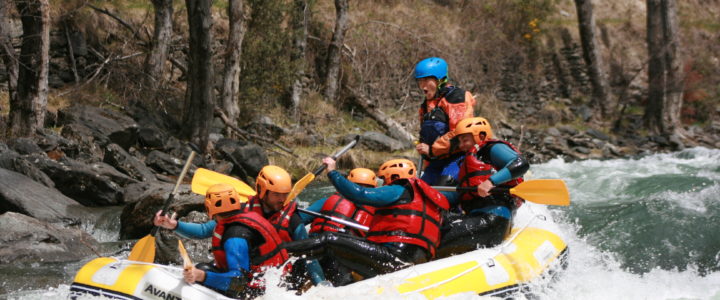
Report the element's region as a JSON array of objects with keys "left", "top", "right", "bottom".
[
  {"left": 436, "top": 117, "right": 529, "bottom": 258},
  {"left": 414, "top": 57, "right": 476, "bottom": 185},
  {"left": 283, "top": 158, "right": 449, "bottom": 279},
  {"left": 153, "top": 183, "right": 289, "bottom": 298},
  {"left": 298, "top": 168, "right": 377, "bottom": 286}
]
